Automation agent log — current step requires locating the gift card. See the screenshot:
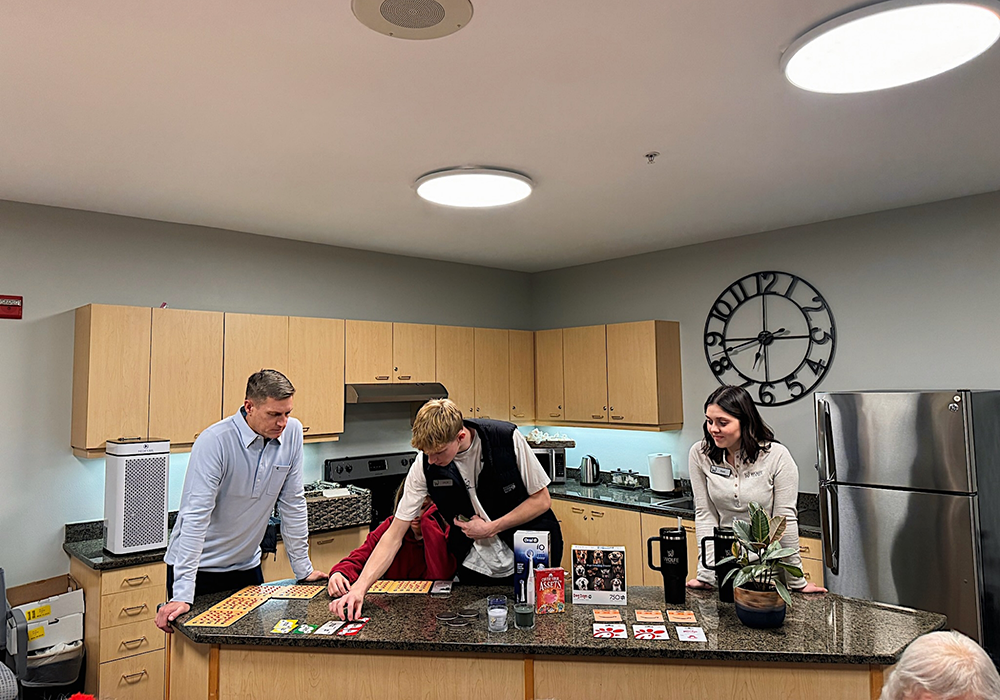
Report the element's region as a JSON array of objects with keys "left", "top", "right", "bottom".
[
  {"left": 292, "top": 623, "right": 317, "bottom": 635},
  {"left": 676, "top": 626, "right": 707, "bottom": 642},
  {"left": 667, "top": 610, "right": 697, "bottom": 624},
  {"left": 632, "top": 624, "right": 669, "bottom": 640},
  {"left": 337, "top": 617, "right": 370, "bottom": 637},
  {"left": 314, "top": 621, "right": 346, "bottom": 635},
  {"left": 635, "top": 610, "right": 664, "bottom": 623},
  {"left": 593, "top": 609, "right": 622, "bottom": 622},
  {"left": 271, "top": 619, "right": 297, "bottom": 634},
  {"left": 592, "top": 623, "right": 628, "bottom": 639}
]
